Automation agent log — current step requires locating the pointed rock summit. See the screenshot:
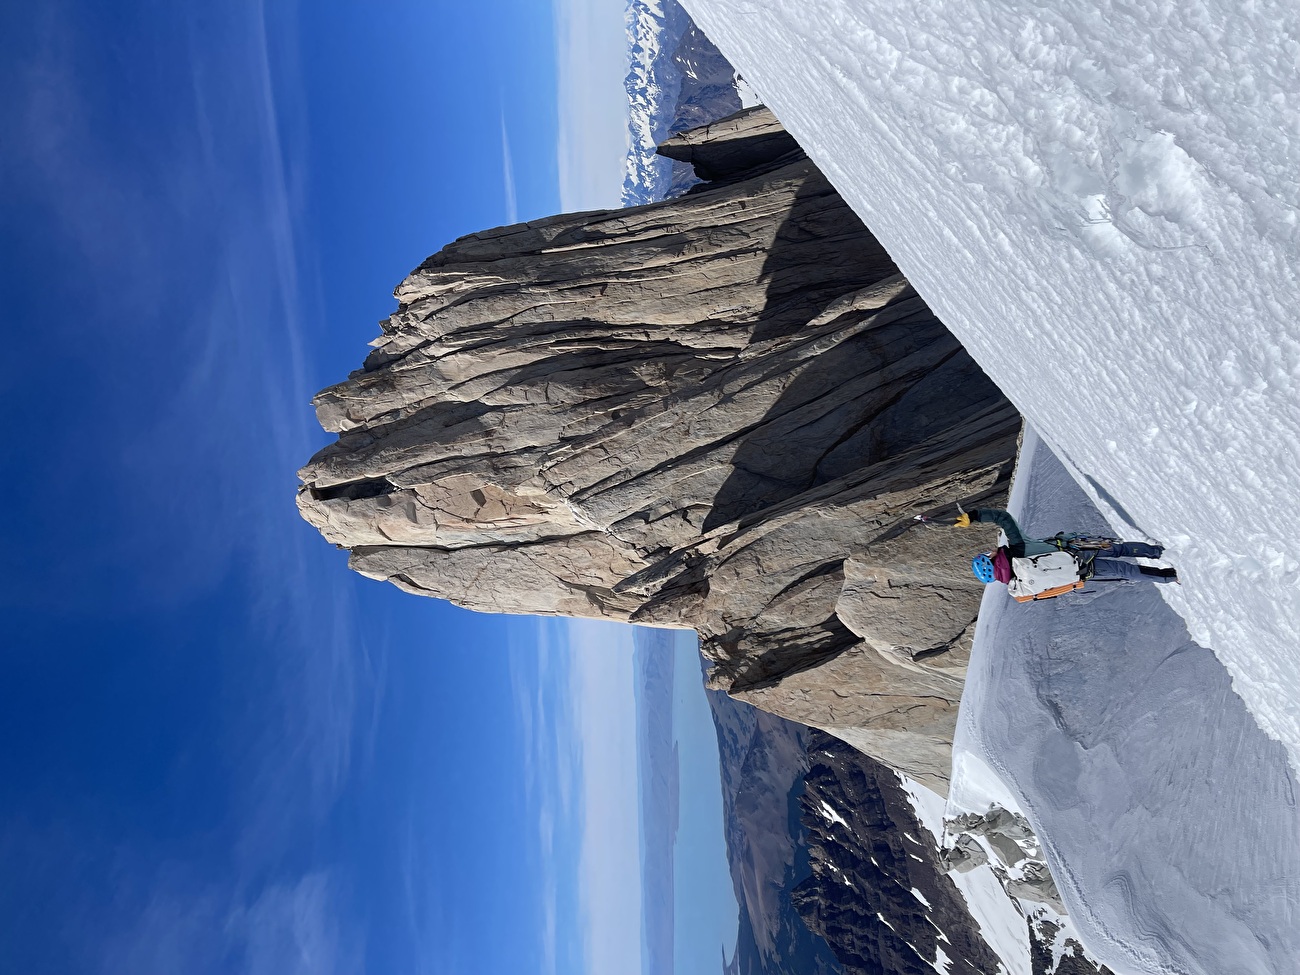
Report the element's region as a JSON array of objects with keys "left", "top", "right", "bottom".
[{"left": 298, "top": 107, "right": 1020, "bottom": 791}]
